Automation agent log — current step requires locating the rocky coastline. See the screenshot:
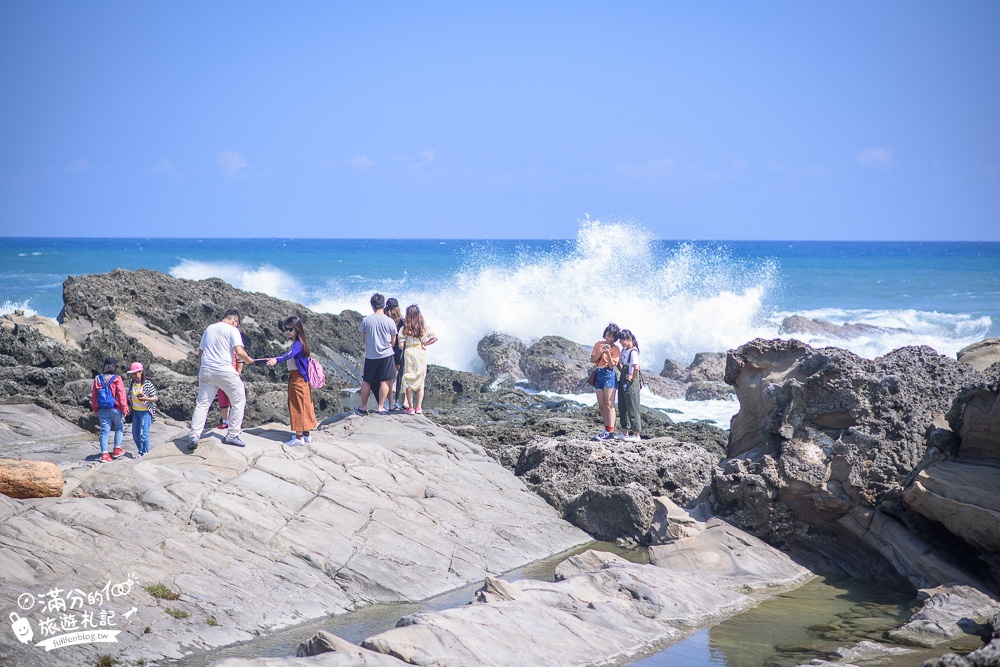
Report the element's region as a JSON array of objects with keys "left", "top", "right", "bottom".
[{"left": 1, "top": 269, "right": 999, "bottom": 667}]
